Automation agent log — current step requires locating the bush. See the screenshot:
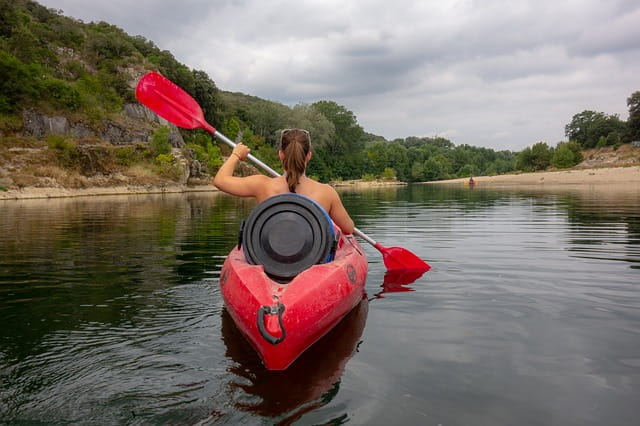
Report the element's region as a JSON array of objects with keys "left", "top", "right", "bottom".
[
  {"left": 113, "top": 145, "right": 141, "bottom": 166},
  {"left": 155, "top": 153, "right": 174, "bottom": 164},
  {"left": 552, "top": 141, "right": 583, "bottom": 168},
  {"left": 381, "top": 167, "right": 396, "bottom": 180},
  {"left": 43, "top": 78, "right": 81, "bottom": 110},
  {"left": 151, "top": 126, "right": 171, "bottom": 156},
  {"left": 187, "top": 141, "right": 222, "bottom": 172},
  {"left": 0, "top": 50, "right": 41, "bottom": 112},
  {"left": 47, "top": 135, "right": 80, "bottom": 168},
  {"left": 361, "top": 173, "right": 376, "bottom": 181},
  {"left": 552, "top": 144, "right": 576, "bottom": 168},
  {"left": 155, "top": 153, "right": 181, "bottom": 180}
]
